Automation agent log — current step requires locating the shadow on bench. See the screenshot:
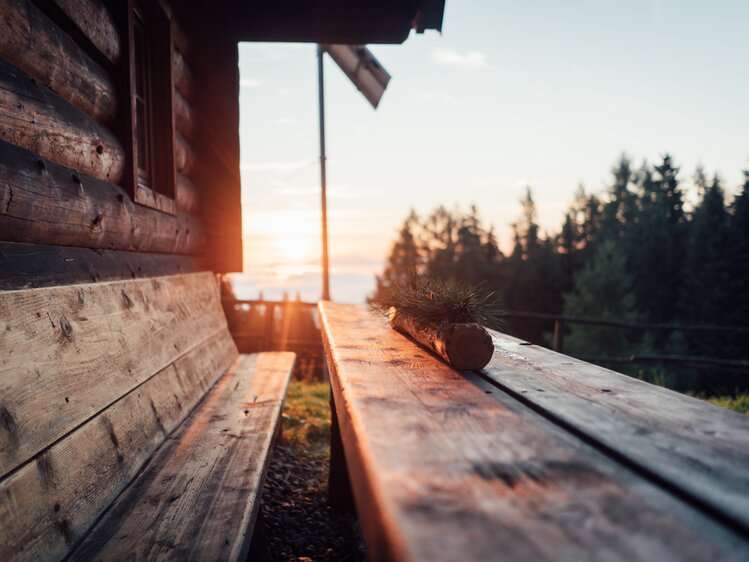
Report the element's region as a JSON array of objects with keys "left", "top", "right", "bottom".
[{"left": 0, "top": 272, "right": 295, "bottom": 561}]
